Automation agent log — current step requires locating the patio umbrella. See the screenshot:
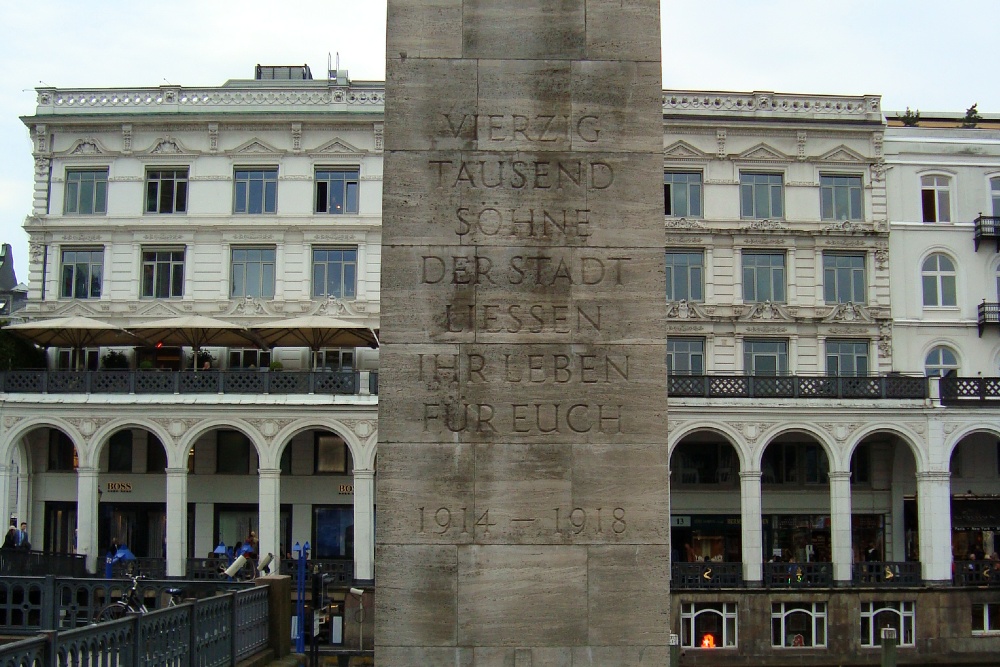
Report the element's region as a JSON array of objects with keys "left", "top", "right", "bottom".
[
  {"left": 129, "top": 315, "right": 260, "bottom": 369},
  {"left": 3, "top": 316, "right": 139, "bottom": 369},
  {"left": 251, "top": 316, "right": 378, "bottom": 367}
]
